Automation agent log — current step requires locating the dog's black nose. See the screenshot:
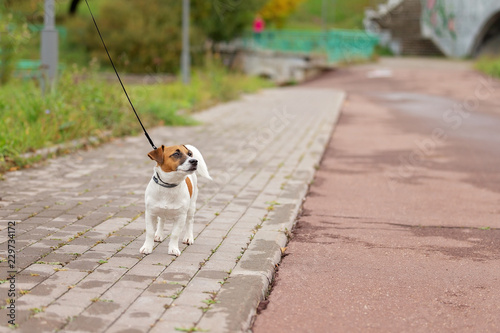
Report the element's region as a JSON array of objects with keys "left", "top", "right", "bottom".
[{"left": 189, "top": 159, "right": 198, "bottom": 166}]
